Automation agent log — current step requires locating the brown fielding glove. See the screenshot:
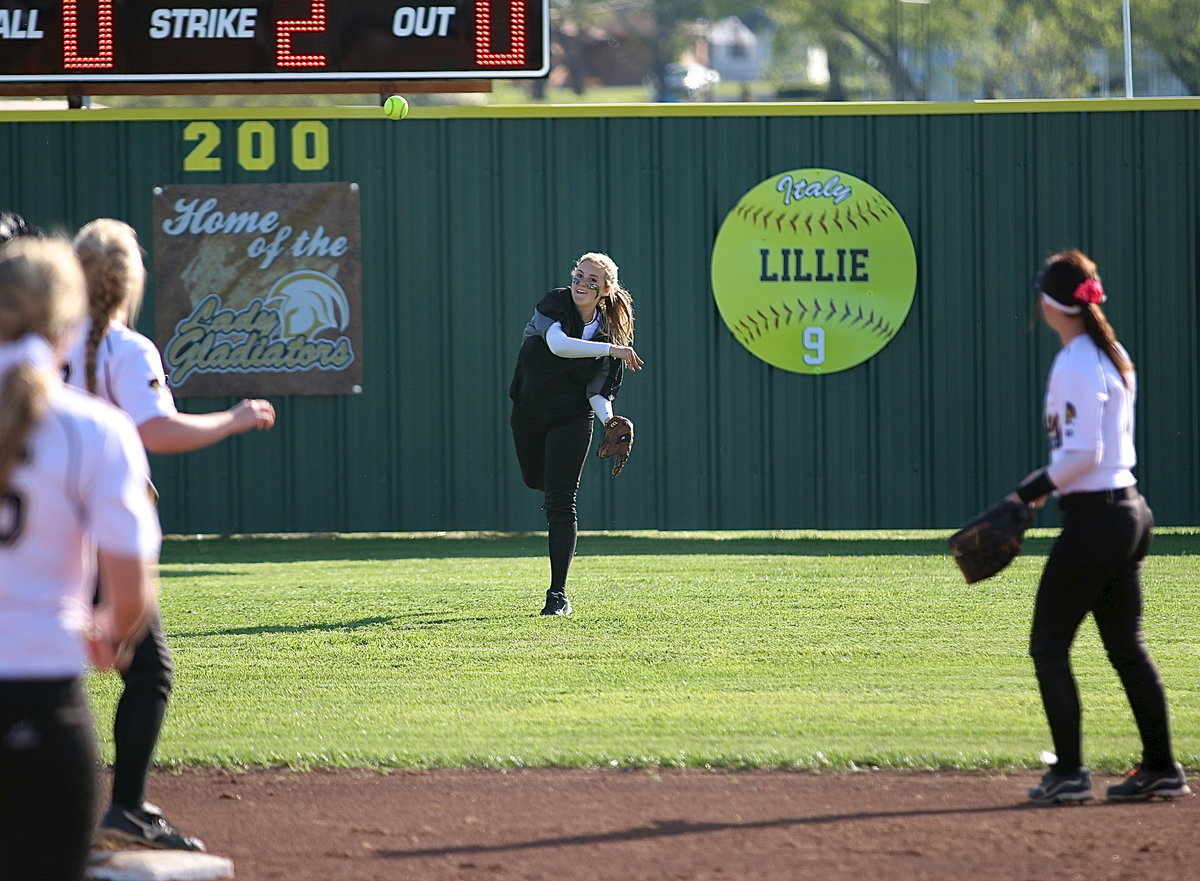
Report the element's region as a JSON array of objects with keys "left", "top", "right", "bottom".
[
  {"left": 597, "top": 416, "right": 634, "bottom": 477},
  {"left": 948, "top": 499, "right": 1034, "bottom": 584}
]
